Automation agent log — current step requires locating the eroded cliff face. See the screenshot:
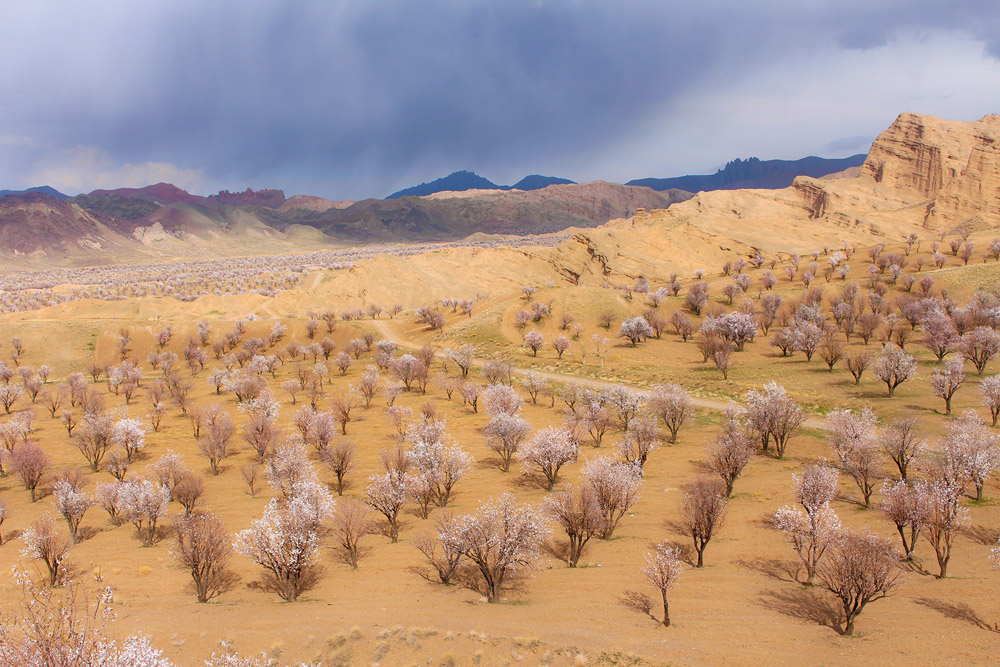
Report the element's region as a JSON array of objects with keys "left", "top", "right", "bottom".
[
  {"left": 857, "top": 112, "right": 1000, "bottom": 229},
  {"left": 607, "top": 112, "right": 1000, "bottom": 266},
  {"left": 861, "top": 112, "right": 998, "bottom": 197},
  {"left": 928, "top": 130, "right": 1000, "bottom": 229}
]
